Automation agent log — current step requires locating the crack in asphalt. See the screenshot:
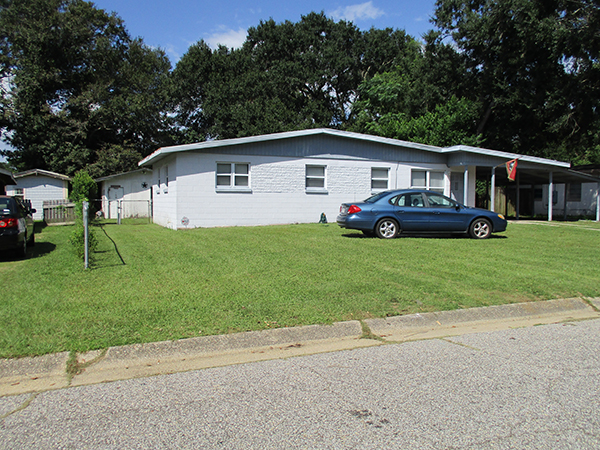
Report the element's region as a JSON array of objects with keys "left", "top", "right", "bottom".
[{"left": 0, "top": 393, "right": 38, "bottom": 420}]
